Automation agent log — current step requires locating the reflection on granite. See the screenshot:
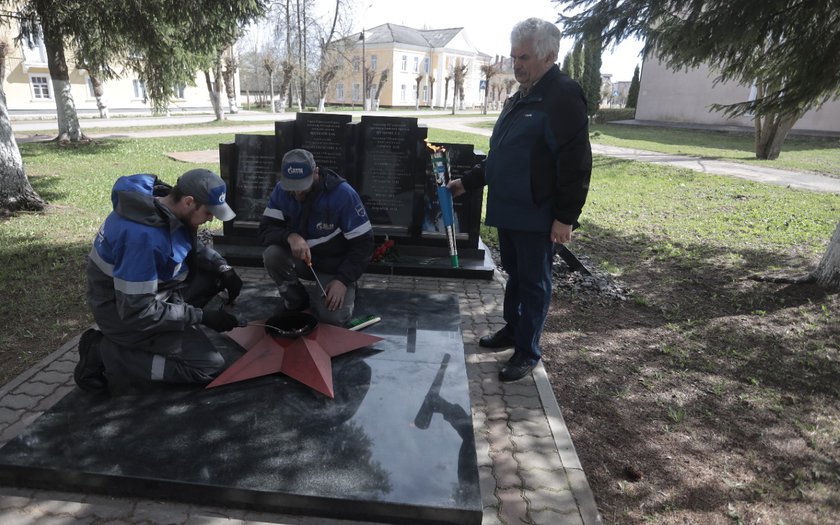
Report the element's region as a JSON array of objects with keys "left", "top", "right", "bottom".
[{"left": 0, "top": 287, "right": 480, "bottom": 525}]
